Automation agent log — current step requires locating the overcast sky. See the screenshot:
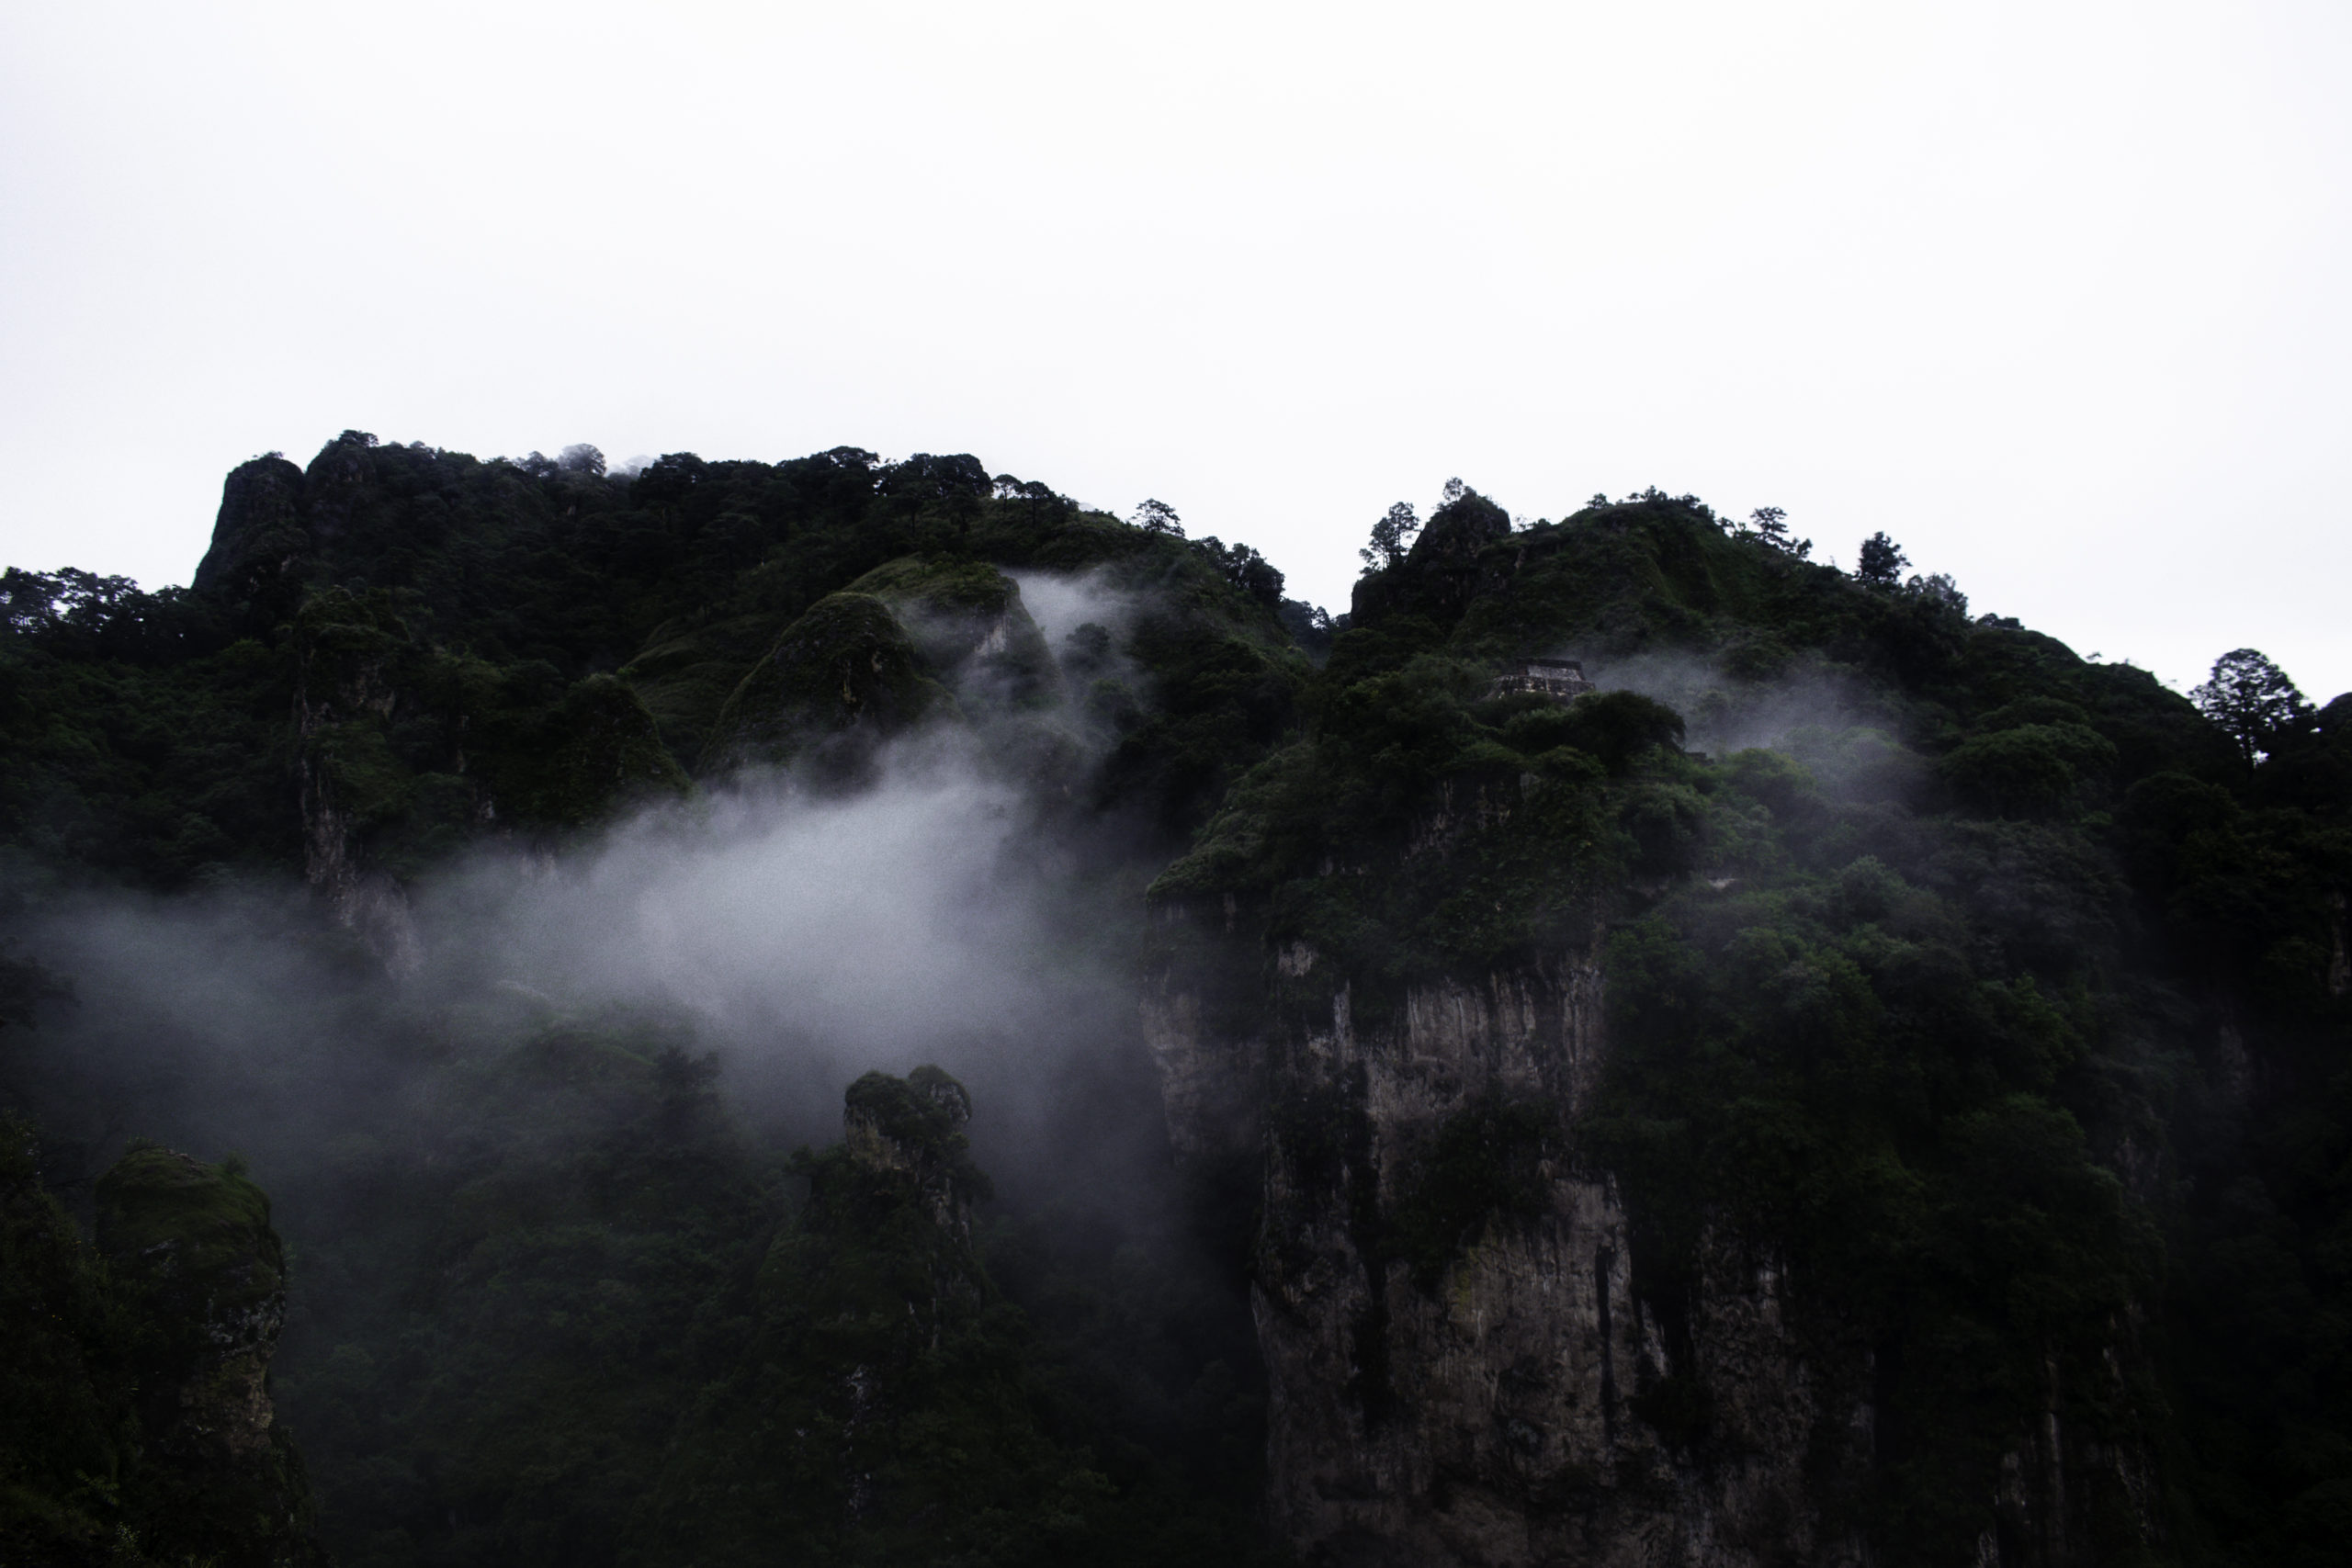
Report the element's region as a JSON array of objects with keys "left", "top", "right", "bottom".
[{"left": 4, "top": 2, "right": 2346, "bottom": 698}]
